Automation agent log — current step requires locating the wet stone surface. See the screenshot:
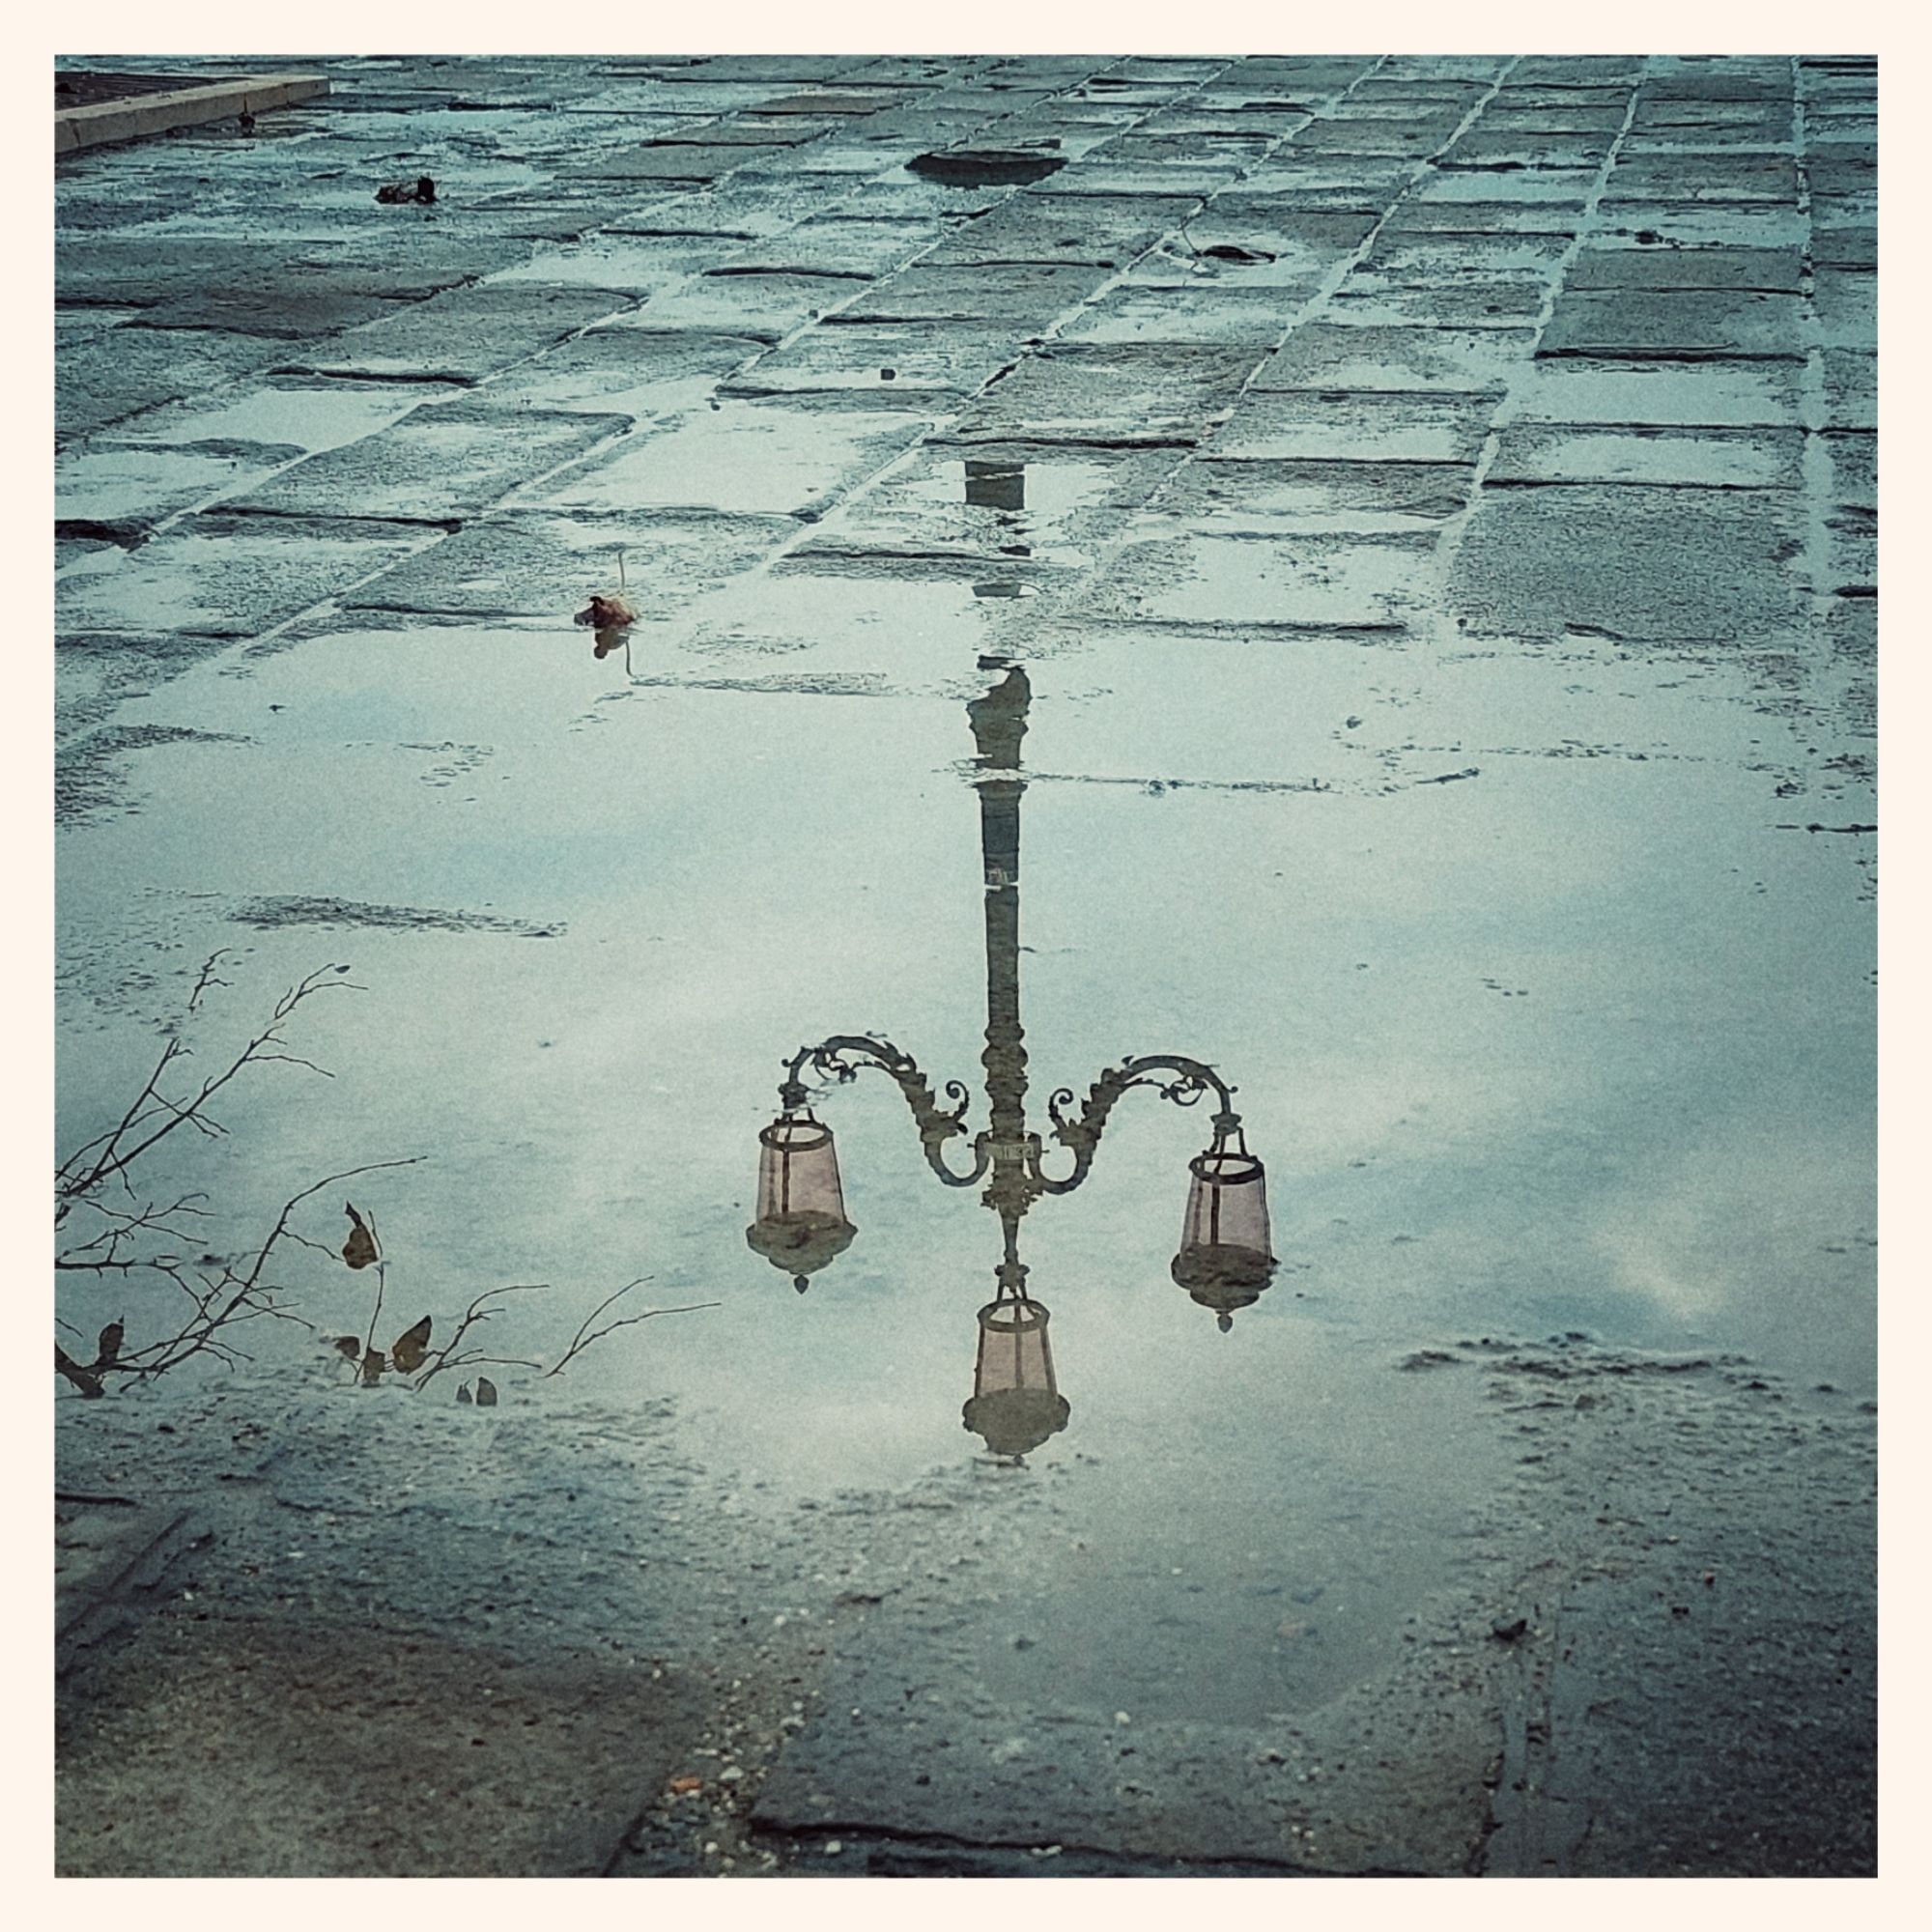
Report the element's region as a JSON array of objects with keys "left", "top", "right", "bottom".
[{"left": 54, "top": 53, "right": 1875, "bottom": 1880}]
